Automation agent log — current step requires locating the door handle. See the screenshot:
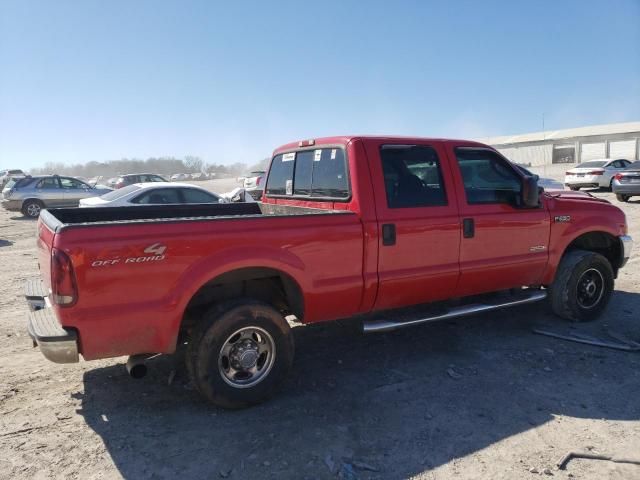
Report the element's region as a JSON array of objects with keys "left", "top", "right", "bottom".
[
  {"left": 382, "top": 224, "right": 396, "bottom": 246},
  {"left": 462, "top": 218, "right": 475, "bottom": 238}
]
